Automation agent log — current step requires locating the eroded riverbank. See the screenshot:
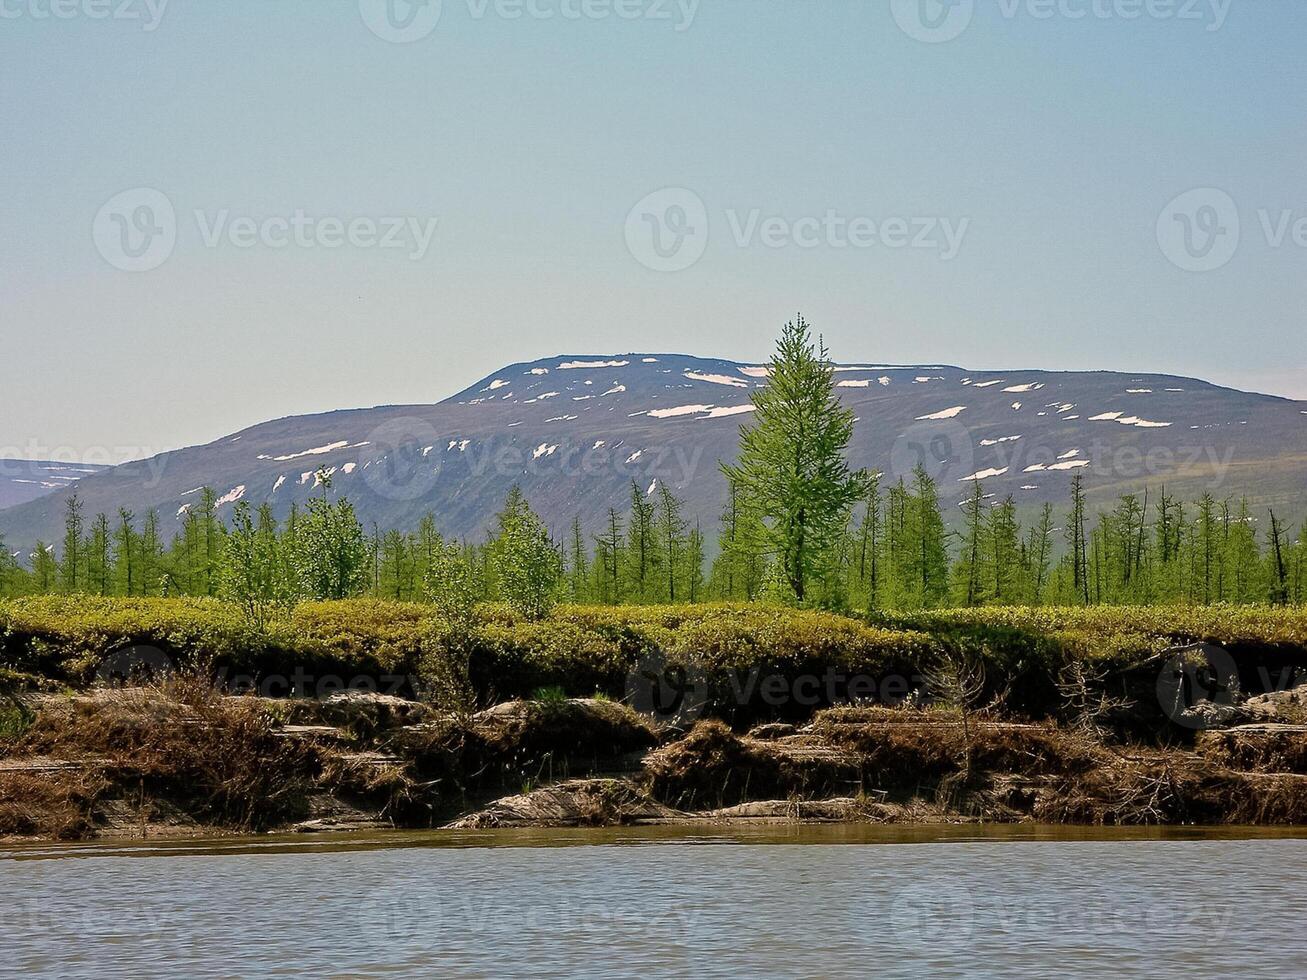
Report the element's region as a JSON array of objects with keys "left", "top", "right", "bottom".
[{"left": 5, "top": 683, "right": 1307, "bottom": 843}]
